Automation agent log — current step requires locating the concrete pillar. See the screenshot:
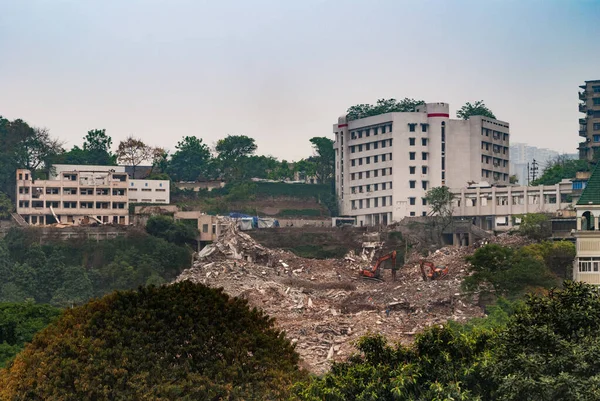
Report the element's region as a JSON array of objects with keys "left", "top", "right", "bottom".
[{"left": 577, "top": 217, "right": 582, "bottom": 231}]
